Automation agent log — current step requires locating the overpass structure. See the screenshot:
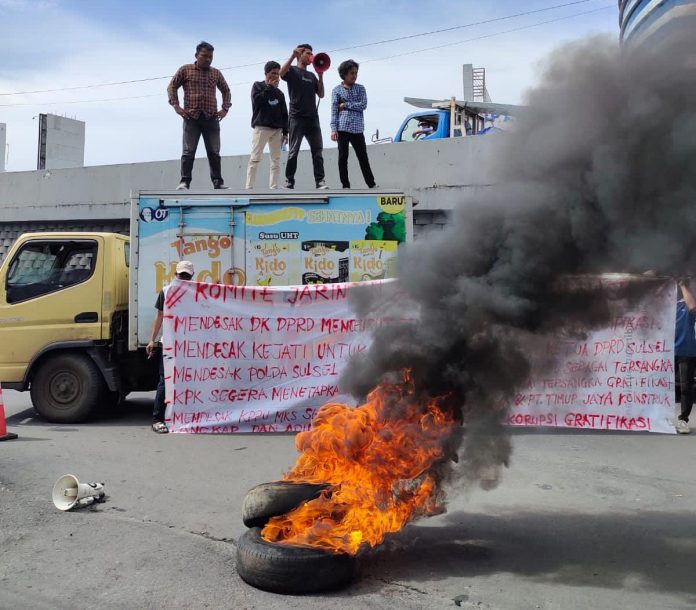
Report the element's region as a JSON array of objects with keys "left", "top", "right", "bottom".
[{"left": 0, "top": 137, "right": 502, "bottom": 260}]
